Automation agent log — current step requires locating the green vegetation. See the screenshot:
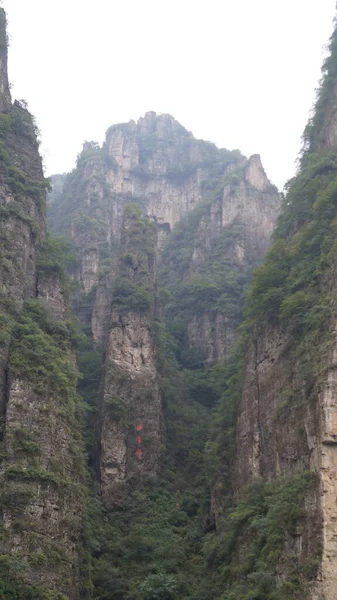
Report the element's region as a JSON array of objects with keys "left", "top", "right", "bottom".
[
  {"left": 0, "top": 103, "right": 49, "bottom": 211},
  {"left": 12, "top": 428, "right": 40, "bottom": 455},
  {"left": 110, "top": 204, "right": 157, "bottom": 314},
  {"left": 0, "top": 554, "right": 69, "bottom": 599},
  {"left": 0, "top": 577, "right": 63, "bottom": 599},
  {"left": 9, "top": 299, "right": 77, "bottom": 400},
  {"left": 84, "top": 320, "right": 214, "bottom": 600},
  {"left": 37, "top": 234, "right": 80, "bottom": 281},
  {"left": 86, "top": 479, "right": 212, "bottom": 600},
  {"left": 246, "top": 153, "right": 337, "bottom": 380},
  {"left": 302, "top": 16, "right": 337, "bottom": 157},
  {"left": 104, "top": 395, "right": 126, "bottom": 420},
  {"left": 112, "top": 277, "right": 152, "bottom": 313},
  {"left": 206, "top": 340, "right": 247, "bottom": 485},
  {"left": 203, "top": 473, "right": 317, "bottom": 600},
  {"left": 5, "top": 465, "right": 60, "bottom": 485}
]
